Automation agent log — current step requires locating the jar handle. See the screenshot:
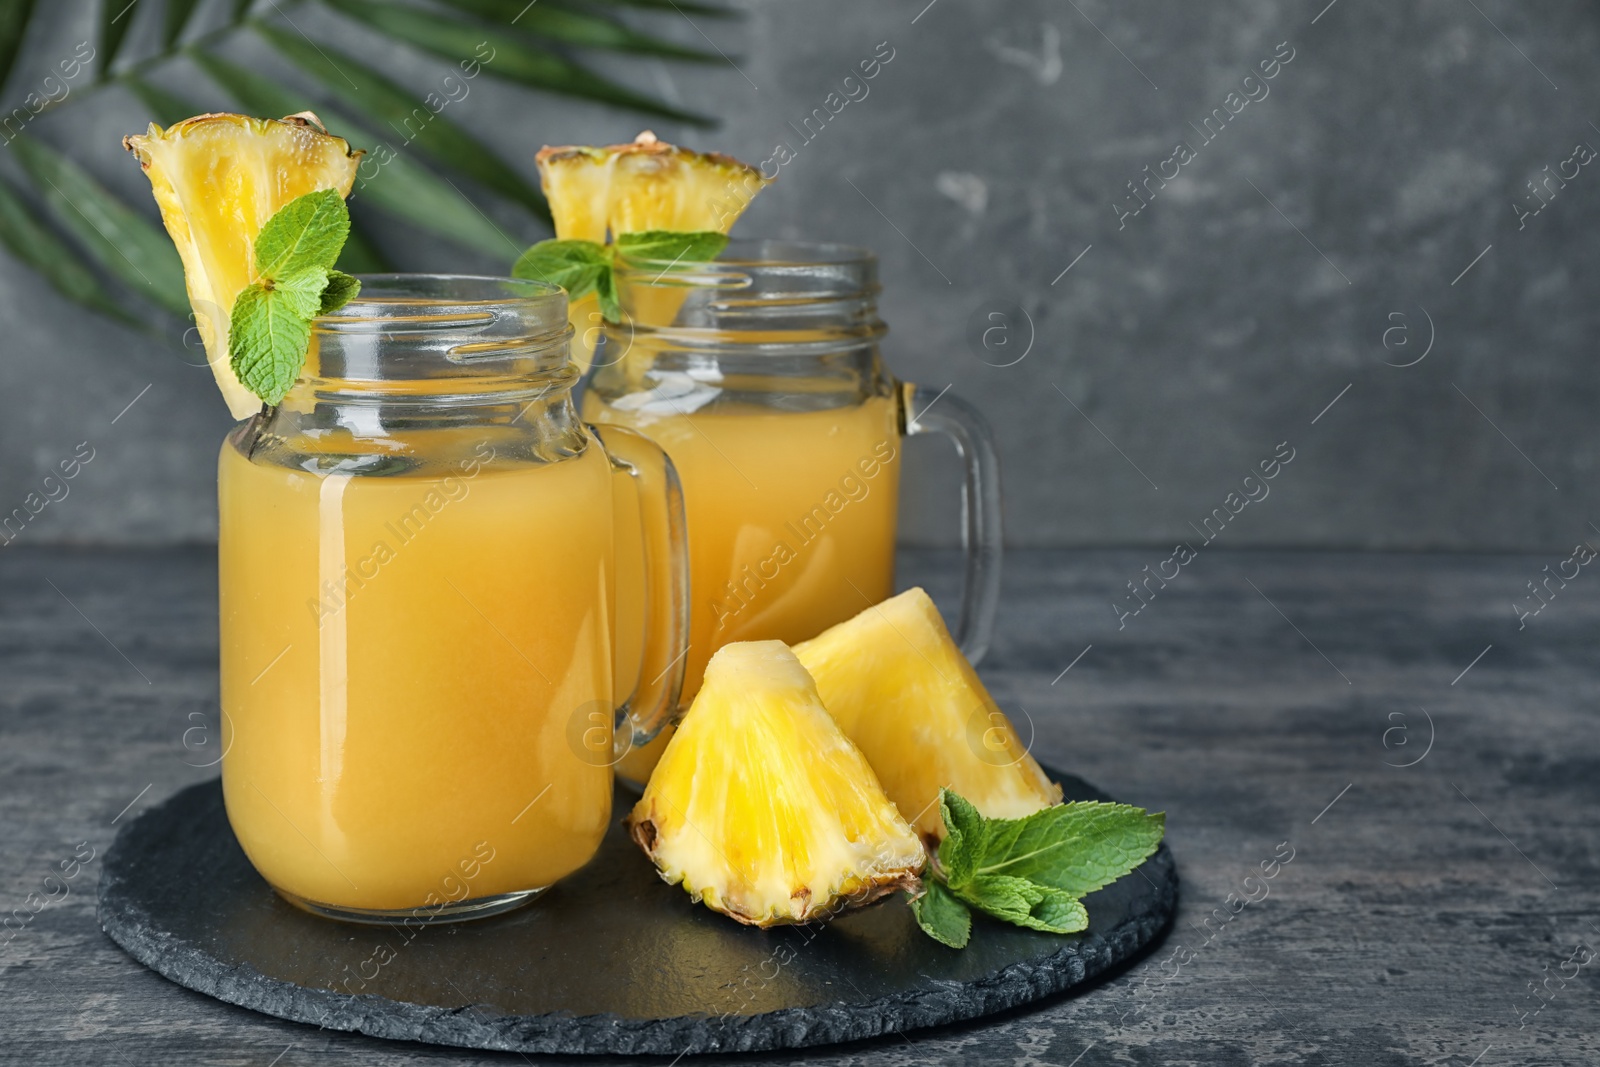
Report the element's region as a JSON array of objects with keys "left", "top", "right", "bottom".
[
  {"left": 592, "top": 425, "right": 691, "bottom": 758},
  {"left": 902, "top": 383, "right": 1004, "bottom": 666}
]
